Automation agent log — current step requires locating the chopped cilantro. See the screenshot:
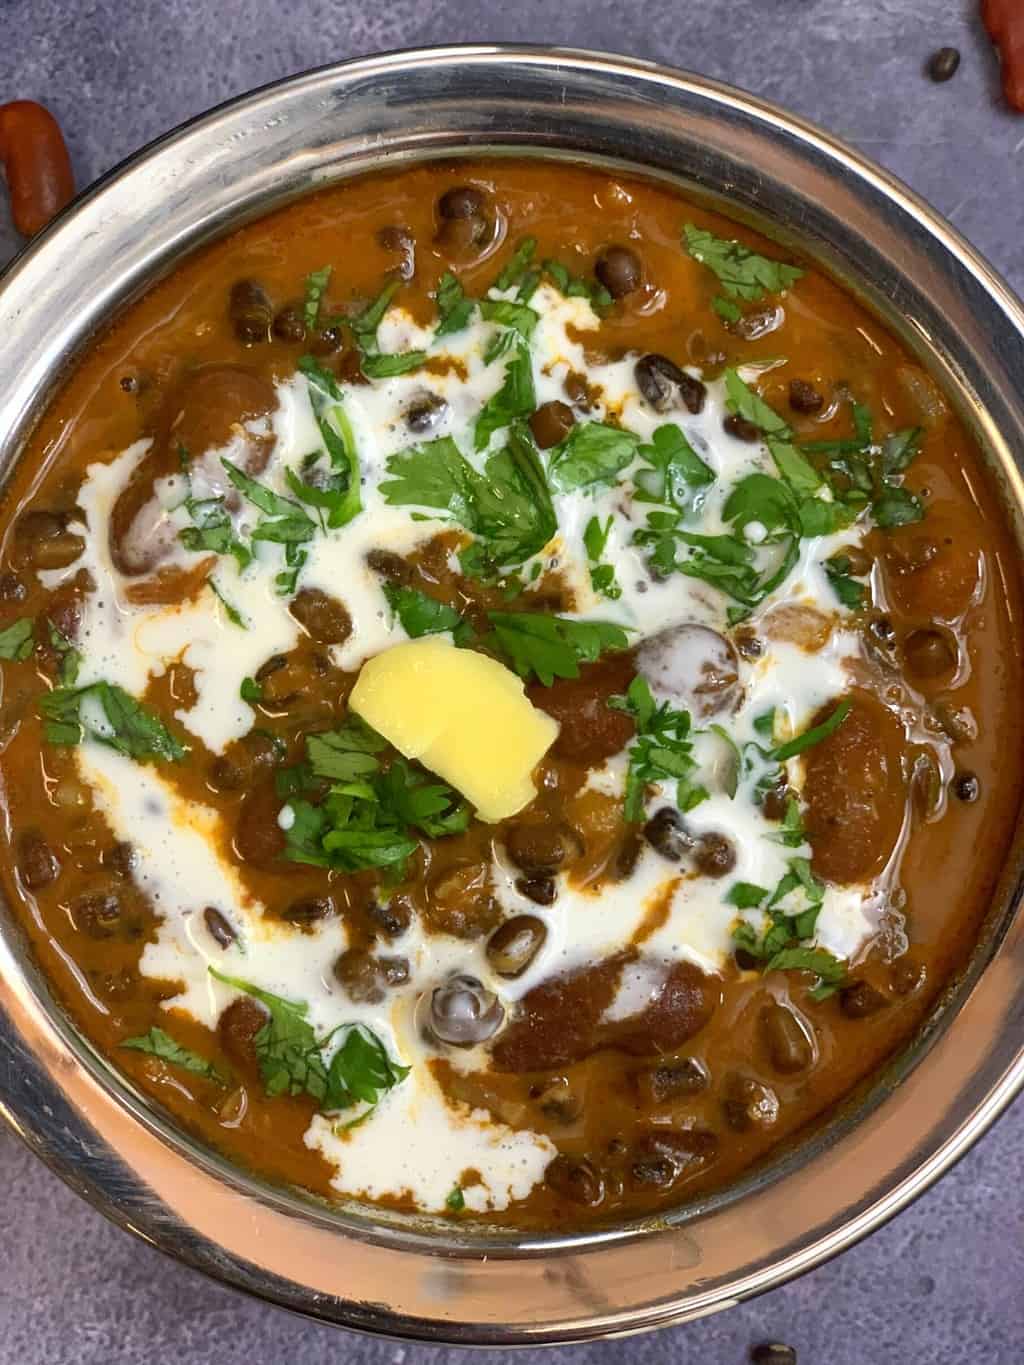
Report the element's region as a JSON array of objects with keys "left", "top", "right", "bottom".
[
  {"left": 240, "top": 676, "right": 263, "bottom": 704},
  {"left": 548, "top": 422, "right": 639, "bottom": 493},
  {"left": 47, "top": 619, "right": 81, "bottom": 685},
  {"left": 494, "top": 238, "right": 537, "bottom": 292},
  {"left": 435, "top": 271, "right": 476, "bottom": 337},
  {"left": 608, "top": 675, "right": 706, "bottom": 821},
  {"left": 723, "top": 368, "right": 792, "bottom": 439},
  {"left": 475, "top": 338, "right": 536, "bottom": 451},
  {"left": 351, "top": 280, "right": 426, "bottom": 378},
  {"left": 446, "top": 1184, "right": 466, "bottom": 1211},
  {"left": 872, "top": 484, "right": 924, "bottom": 528},
  {"left": 208, "top": 578, "right": 247, "bottom": 628},
  {"left": 40, "top": 681, "right": 186, "bottom": 762},
  {"left": 209, "top": 969, "right": 409, "bottom": 1112},
  {"left": 583, "top": 515, "right": 622, "bottom": 601},
  {"left": 683, "top": 223, "right": 803, "bottom": 302},
  {"left": 824, "top": 553, "right": 867, "bottom": 609},
  {"left": 306, "top": 718, "right": 387, "bottom": 784},
  {"left": 0, "top": 617, "right": 34, "bottom": 662},
  {"left": 178, "top": 495, "right": 252, "bottom": 572},
  {"left": 541, "top": 259, "right": 613, "bottom": 311},
  {"left": 296, "top": 358, "right": 363, "bottom": 530},
  {"left": 303, "top": 265, "right": 332, "bottom": 331},
  {"left": 121, "top": 1027, "right": 225, "bottom": 1083},
  {"left": 479, "top": 298, "right": 539, "bottom": 343},
  {"left": 729, "top": 857, "right": 844, "bottom": 997},
  {"left": 487, "top": 612, "right": 629, "bottom": 686},
  {"left": 381, "top": 425, "right": 556, "bottom": 570},
  {"left": 384, "top": 583, "right": 465, "bottom": 639}
]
